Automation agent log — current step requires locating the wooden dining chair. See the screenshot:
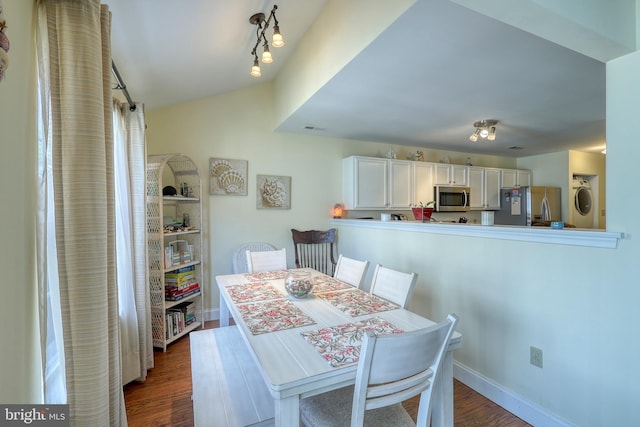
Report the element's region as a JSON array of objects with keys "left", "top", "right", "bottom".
[
  {"left": 369, "top": 264, "right": 418, "bottom": 309},
  {"left": 334, "top": 254, "right": 370, "bottom": 288},
  {"left": 300, "top": 314, "right": 459, "bottom": 427},
  {"left": 232, "top": 242, "right": 277, "bottom": 273},
  {"left": 245, "top": 248, "right": 287, "bottom": 273},
  {"left": 291, "top": 228, "right": 337, "bottom": 276}
]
